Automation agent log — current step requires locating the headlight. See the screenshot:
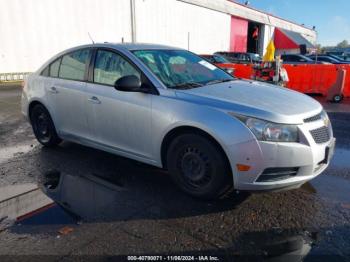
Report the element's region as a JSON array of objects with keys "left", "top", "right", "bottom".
[{"left": 237, "top": 116, "right": 298, "bottom": 142}]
